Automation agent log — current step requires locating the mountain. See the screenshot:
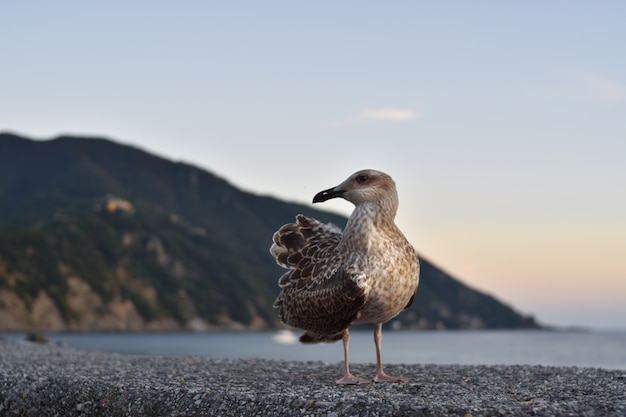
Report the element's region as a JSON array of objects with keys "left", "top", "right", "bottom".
[{"left": 0, "top": 132, "right": 539, "bottom": 331}]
